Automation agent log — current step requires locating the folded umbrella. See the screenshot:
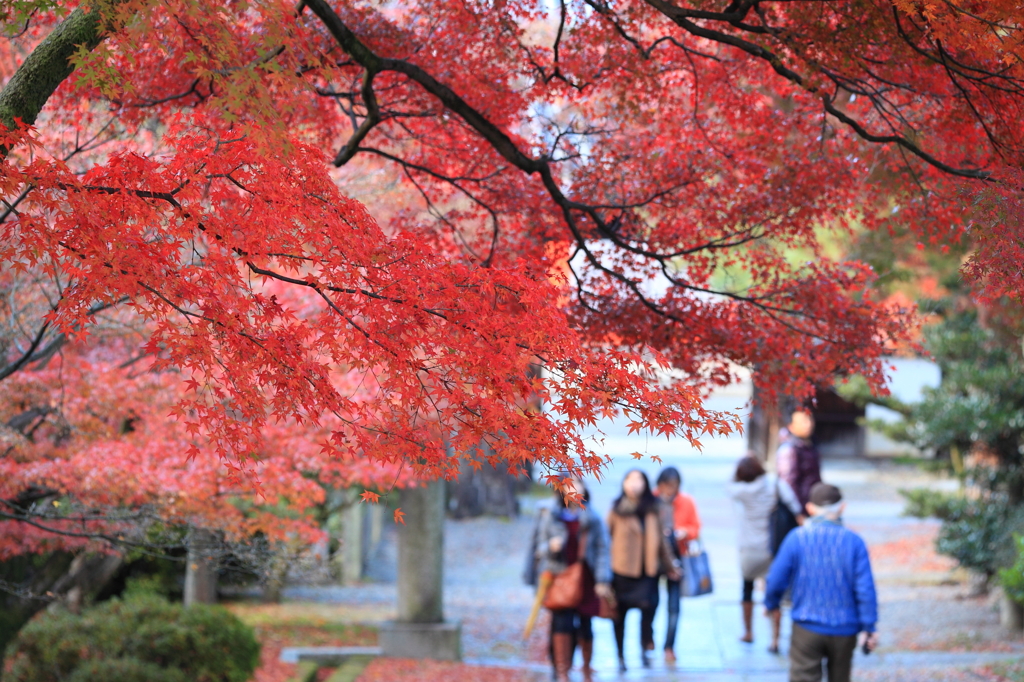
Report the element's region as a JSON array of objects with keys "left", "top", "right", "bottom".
[{"left": 523, "top": 571, "right": 553, "bottom": 639}]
